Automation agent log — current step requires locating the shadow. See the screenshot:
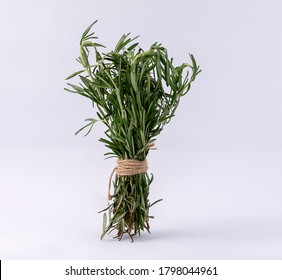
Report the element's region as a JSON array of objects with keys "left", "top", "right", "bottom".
[
  {"left": 88, "top": 216, "right": 282, "bottom": 244},
  {"left": 142, "top": 216, "right": 282, "bottom": 242}
]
